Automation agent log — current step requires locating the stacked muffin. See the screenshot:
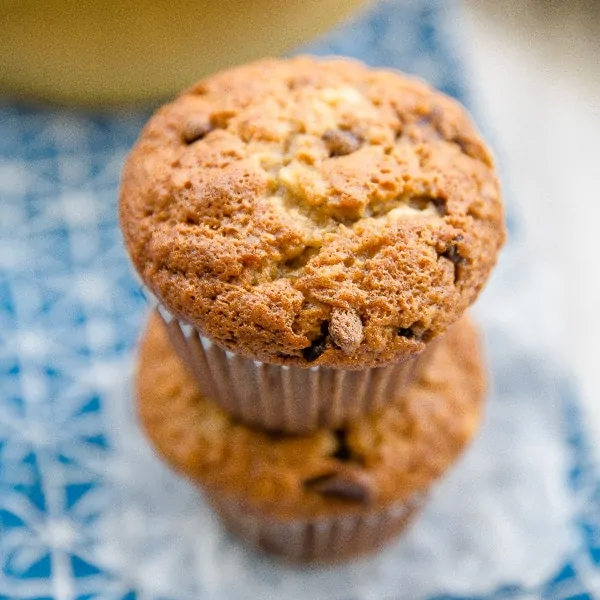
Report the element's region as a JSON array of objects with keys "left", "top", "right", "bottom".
[{"left": 119, "top": 57, "right": 505, "bottom": 563}]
